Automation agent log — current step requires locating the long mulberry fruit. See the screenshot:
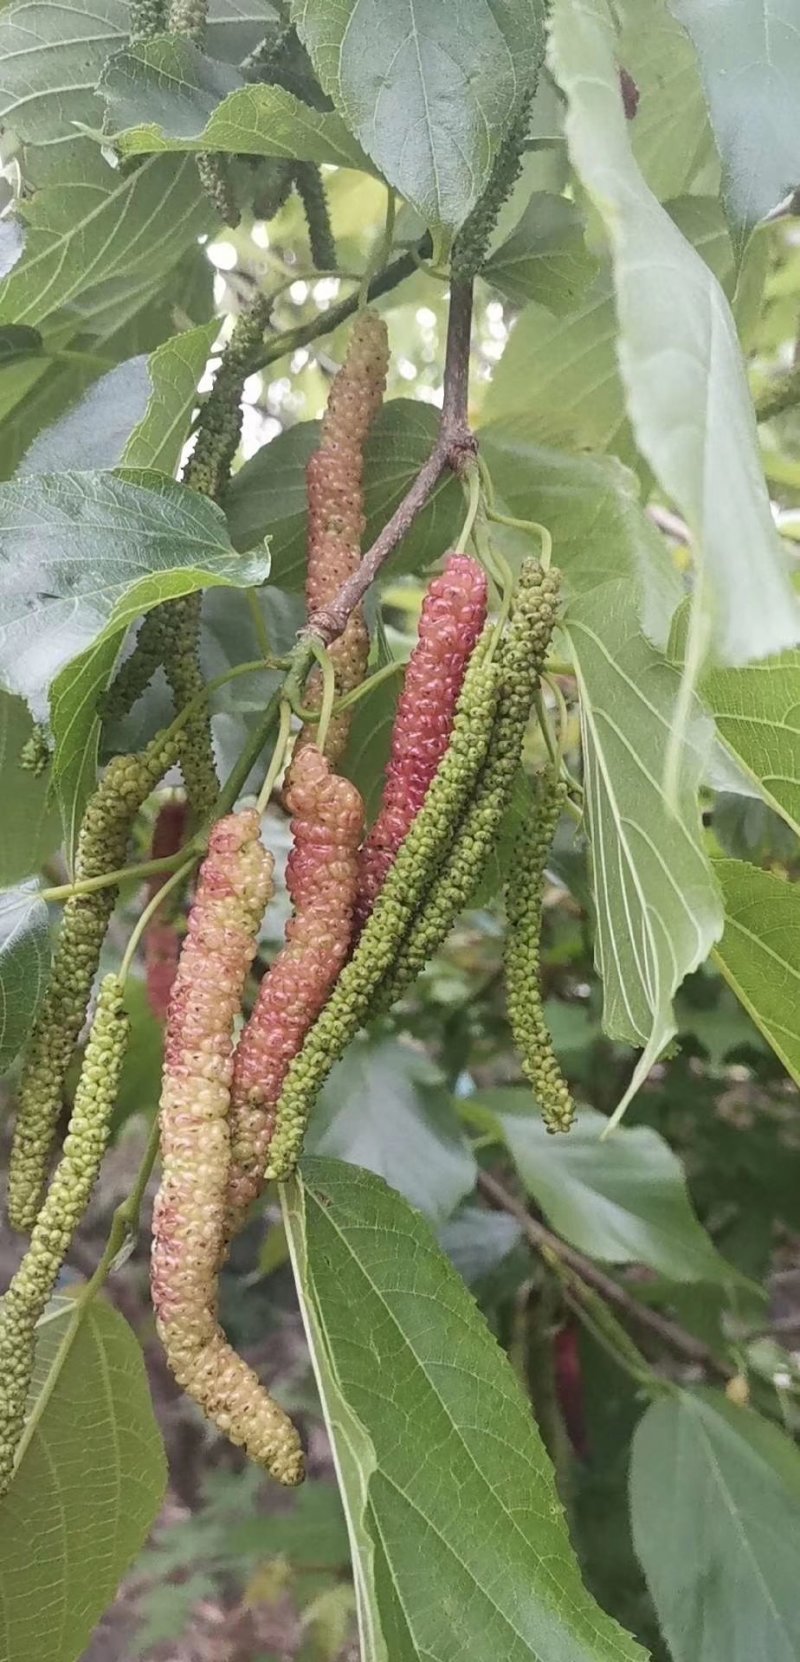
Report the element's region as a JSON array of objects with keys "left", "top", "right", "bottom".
[
  {"left": 0, "top": 975, "right": 129, "bottom": 1494},
  {"left": 505, "top": 773, "right": 575, "bottom": 1134},
  {"left": 8, "top": 730, "right": 180, "bottom": 1232},
  {"left": 265, "top": 626, "right": 501, "bottom": 1182},
  {"left": 301, "top": 311, "right": 389, "bottom": 763},
  {"left": 151, "top": 811, "right": 303, "bottom": 1485},
  {"left": 225, "top": 746, "right": 363, "bottom": 1240},
  {"left": 355, "top": 552, "right": 487, "bottom": 930}
]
